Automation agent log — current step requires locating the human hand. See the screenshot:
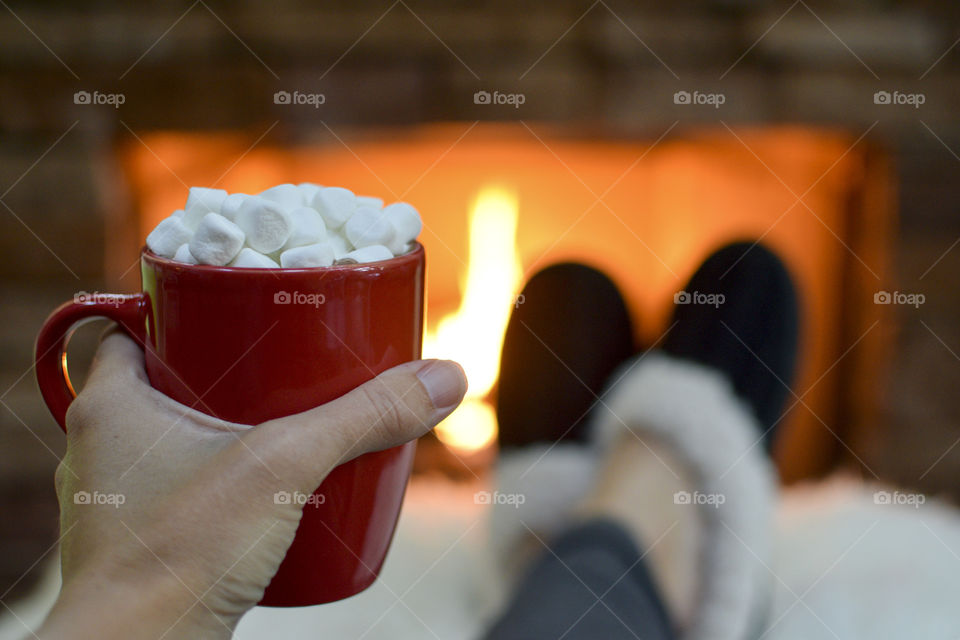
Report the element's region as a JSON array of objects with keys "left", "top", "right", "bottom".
[{"left": 37, "top": 330, "right": 466, "bottom": 639}]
